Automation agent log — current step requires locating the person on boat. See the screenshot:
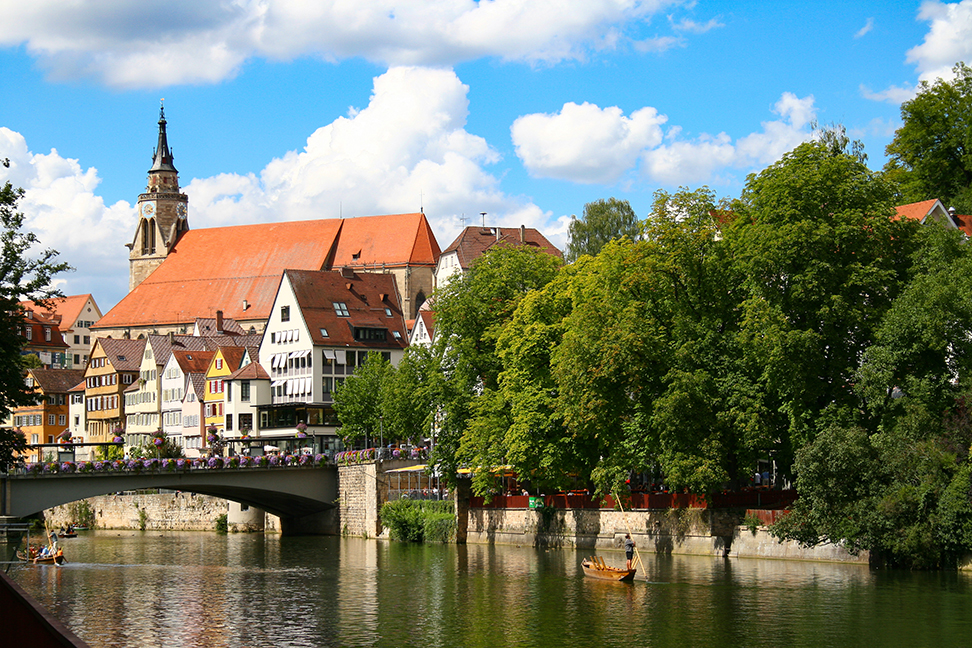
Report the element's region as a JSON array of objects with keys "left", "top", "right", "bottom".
[{"left": 624, "top": 533, "right": 635, "bottom": 570}]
